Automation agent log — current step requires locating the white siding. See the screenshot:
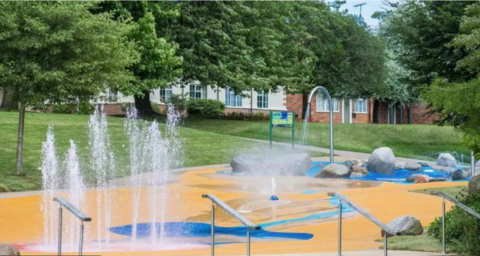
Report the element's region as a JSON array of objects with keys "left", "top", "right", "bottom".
[{"left": 108, "top": 82, "right": 286, "bottom": 111}]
